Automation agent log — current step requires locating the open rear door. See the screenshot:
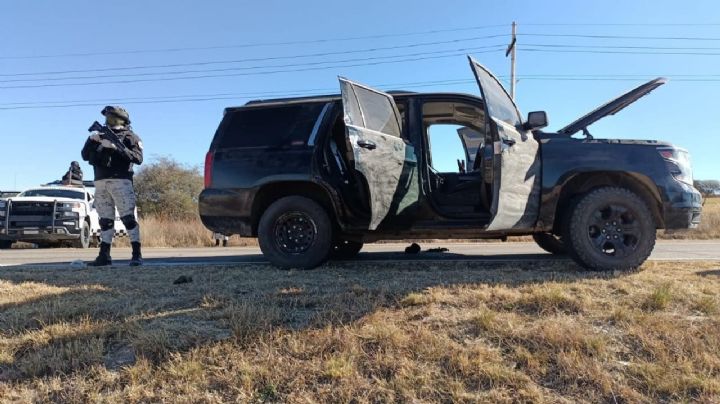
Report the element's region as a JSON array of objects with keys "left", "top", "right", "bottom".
[
  {"left": 339, "top": 78, "right": 413, "bottom": 230},
  {"left": 468, "top": 56, "right": 541, "bottom": 231}
]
